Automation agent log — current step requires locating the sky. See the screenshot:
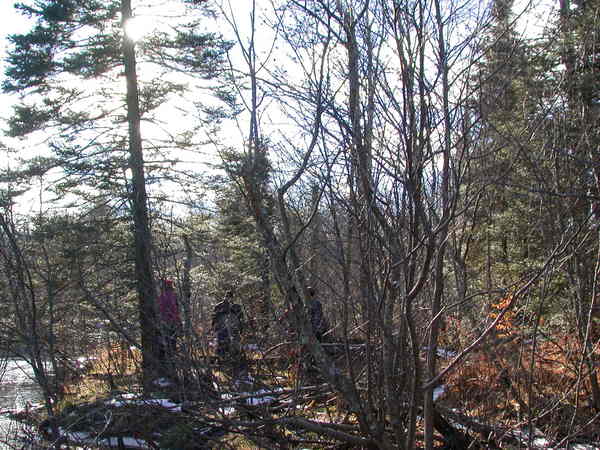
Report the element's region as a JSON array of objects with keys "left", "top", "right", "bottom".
[
  {"left": 0, "top": 1, "right": 39, "bottom": 168},
  {"left": 514, "top": 0, "right": 556, "bottom": 36},
  {"left": 0, "top": 2, "right": 39, "bottom": 213},
  {"left": 0, "top": 0, "right": 556, "bottom": 104},
  {"left": 0, "top": 1, "right": 235, "bottom": 215},
  {"left": 0, "top": 0, "right": 558, "bottom": 215},
  {"left": 0, "top": 0, "right": 558, "bottom": 94},
  {"left": 0, "top": 1, "right": 34, "bottom": 98},
  {"left": 0, "top": 2, "right": 30, "bottom": 61}
]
